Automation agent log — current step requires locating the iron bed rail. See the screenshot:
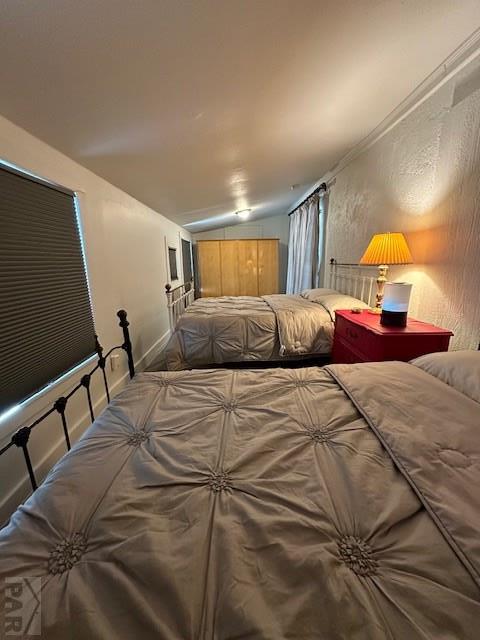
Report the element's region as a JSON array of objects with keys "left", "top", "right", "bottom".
[
  {"left": 329, "top": 258, "right": 379, "bottom": 307},
  {"left": 0, "top": 309, "right": 135, "bottom": 493},
  {"left": 165, "top": 280, "right": 195, "bottom": 330}
]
